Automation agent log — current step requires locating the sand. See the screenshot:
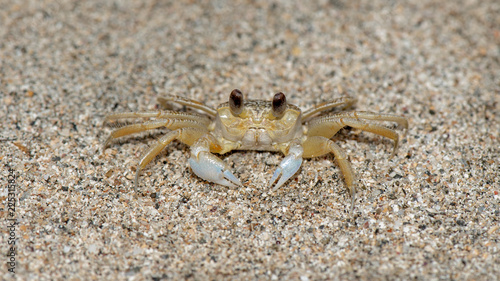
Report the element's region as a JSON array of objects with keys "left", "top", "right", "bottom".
[{"left": 1, "top": 0, "right": 499, "bottom": 280}]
